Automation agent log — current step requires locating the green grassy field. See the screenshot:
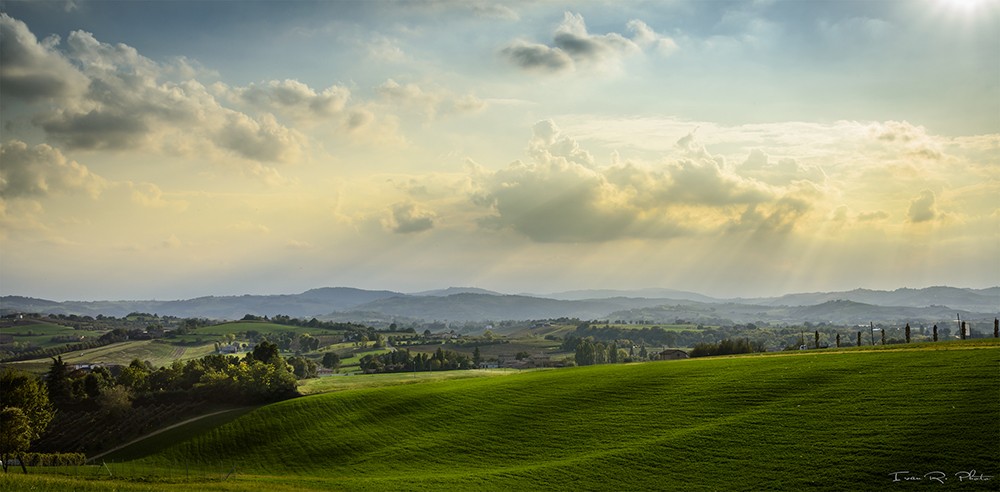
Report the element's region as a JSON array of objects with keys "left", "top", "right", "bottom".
[
  {"left": 192, "top": 322, "right": 345, "bottom": 337},
  {"left": 6, "top": 340, "right": 998, "bottom": 490},
  {"left": 0, "top": 321, "right": 103, "bottom": 349},
  {"left": 6, "top": 339, "right": 218, "bottom": 373},
  {"left": 297, "top": 368, "right": 518, "bottom": 395}
]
